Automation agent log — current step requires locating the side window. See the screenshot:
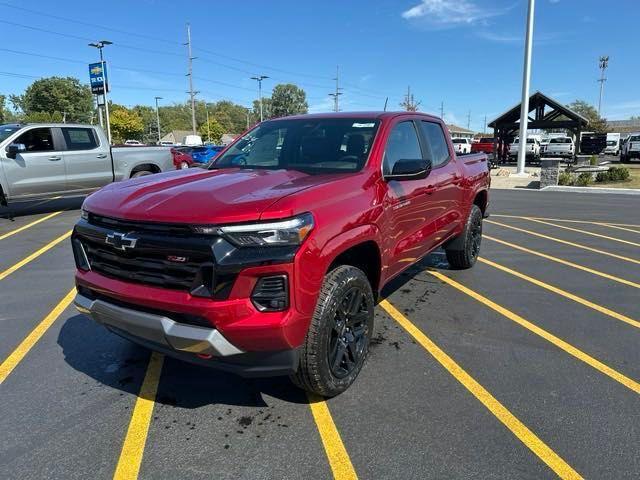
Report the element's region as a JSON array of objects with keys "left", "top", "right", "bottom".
[
  {"left": 383, "top": 121, "right": 422, "bottom": 176},
  {"left": 14, "top": 128, "right": 55, "bottom": 153},
  {"left": 419, "top": 121, "right": 450, "bottom": 168},
  {"left": 62, "top": 128, "right": 98, "bottom": 151}
]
